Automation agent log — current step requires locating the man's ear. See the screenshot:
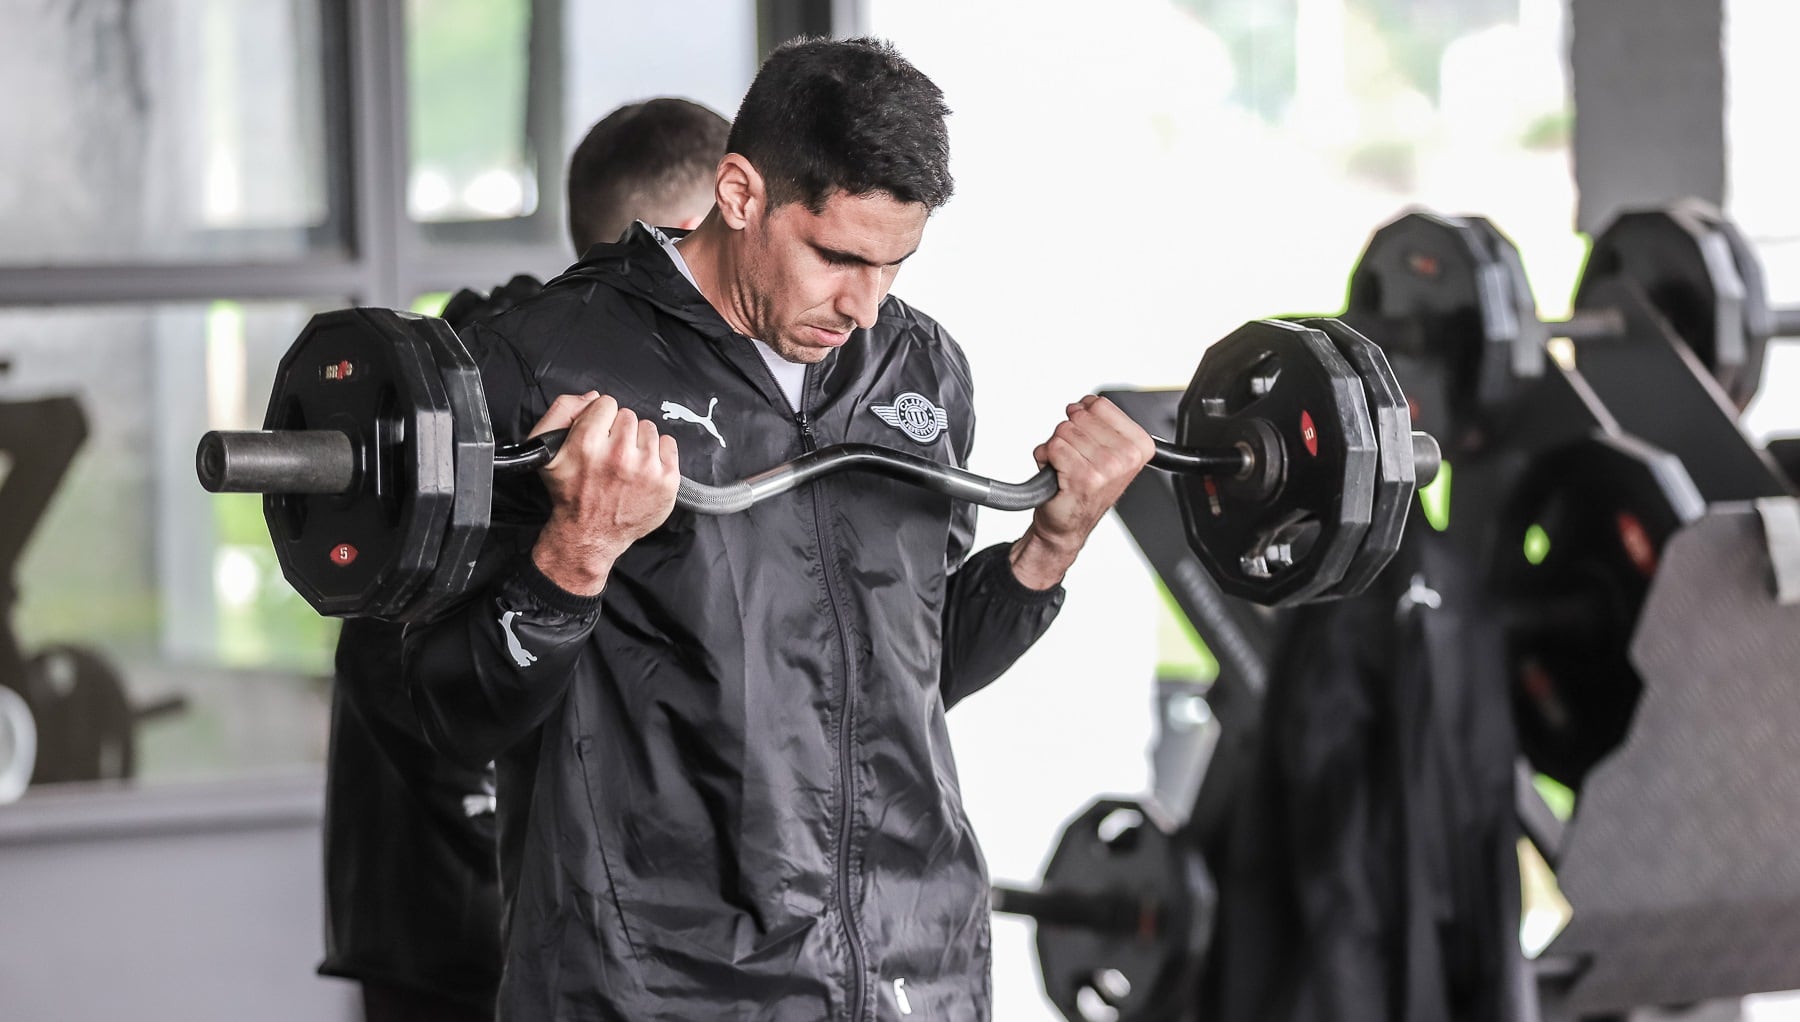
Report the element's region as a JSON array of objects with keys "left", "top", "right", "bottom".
[{"left": 714, "top": 154, "right": 762, "bottom": 230}]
